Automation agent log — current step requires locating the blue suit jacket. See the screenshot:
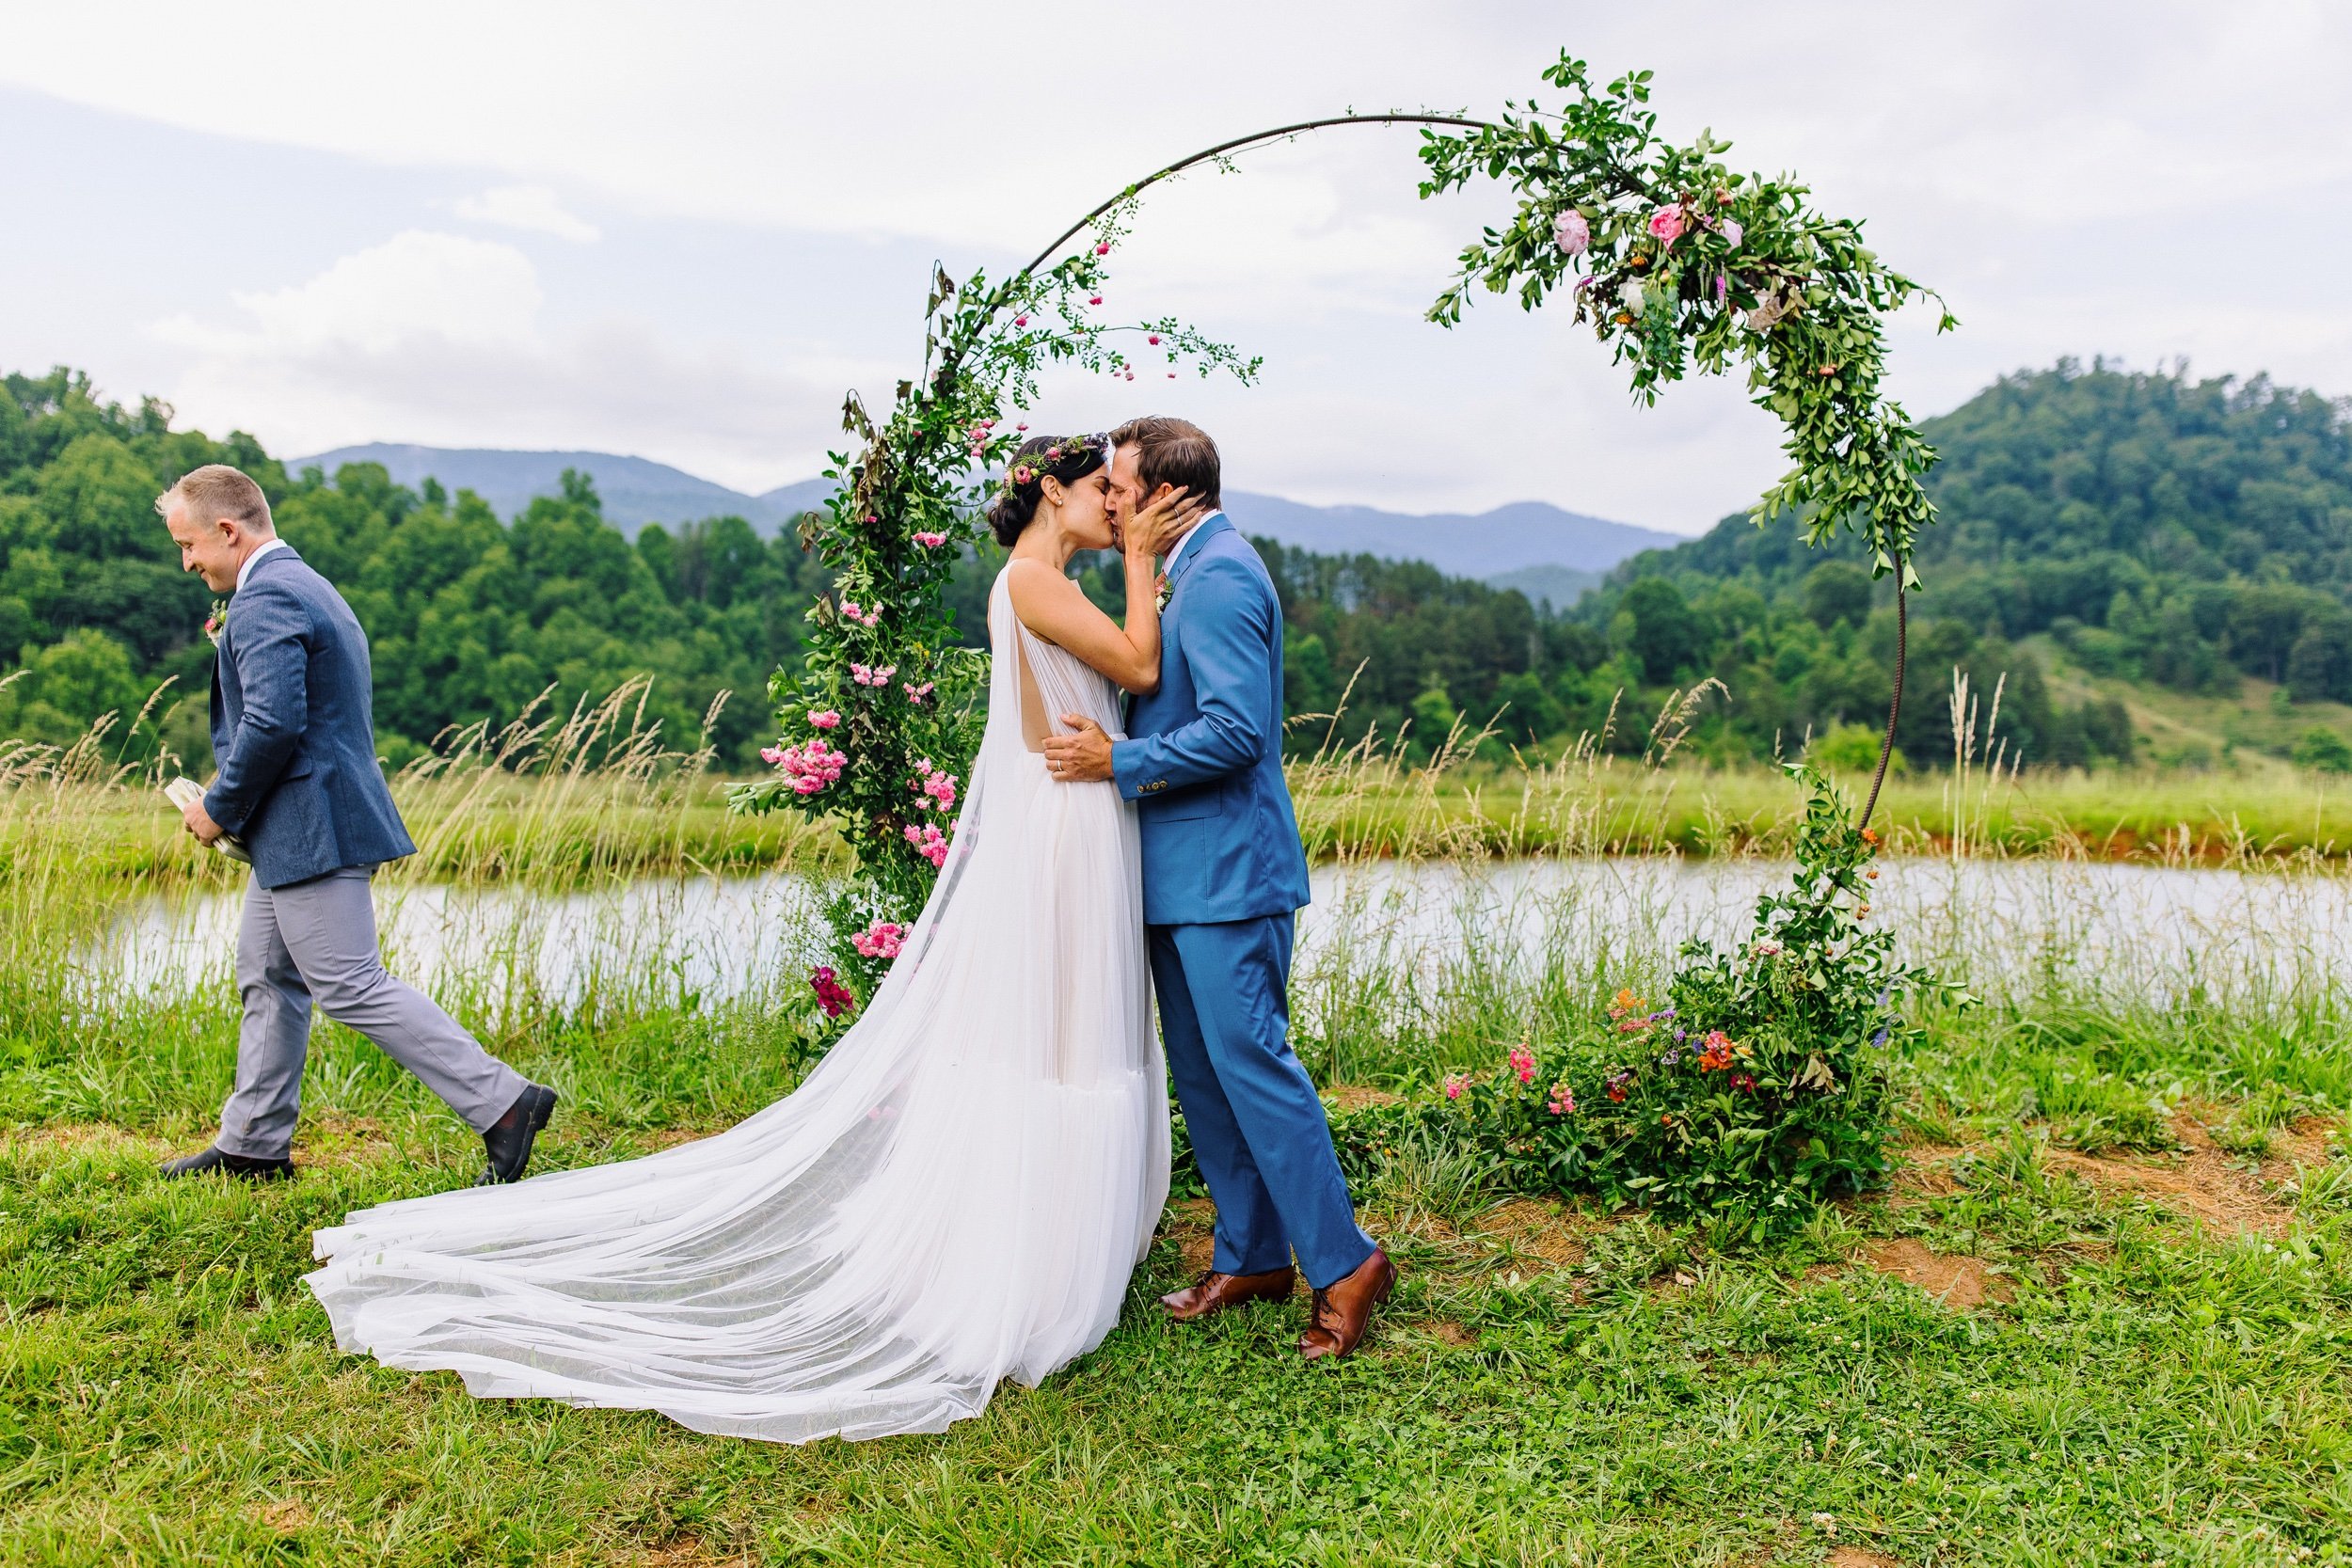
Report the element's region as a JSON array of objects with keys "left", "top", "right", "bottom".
[
  {"left": 206, "top": 546, "right": 416, "bottom": 889},
  {"left": 1112, "top": 513, "right": 1312, "bottom": 926}
]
